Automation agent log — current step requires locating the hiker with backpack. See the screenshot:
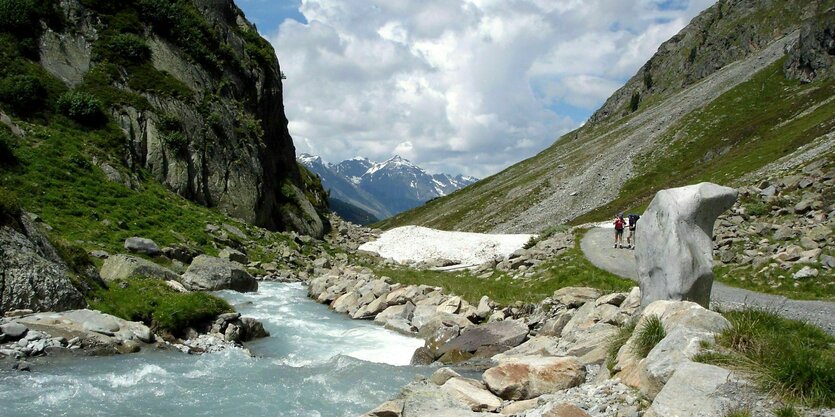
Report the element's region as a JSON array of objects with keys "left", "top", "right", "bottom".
[
  {"left": 626, "top": 213, "right": 640, "bottom": 249},
  {"left": 613, "top": 213, "right": 625, "bottom": 248}
]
